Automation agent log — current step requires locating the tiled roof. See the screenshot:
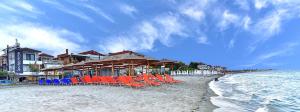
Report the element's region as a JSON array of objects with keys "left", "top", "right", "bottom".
[{"left": 79, "top": 50, "right": 105, "bottom": 56}]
